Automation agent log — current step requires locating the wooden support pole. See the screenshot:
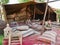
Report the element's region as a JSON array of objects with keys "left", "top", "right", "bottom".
[
  {"left": 33, "top": 5, "right": 35, "bottom": 20},
  {"left": 41, "top": 0, "right": 49, "bottom": 34},
  {"left": 26, "top": 6, "right": 28, "bottom": 20},
  {"left": 48, "top": 8, "right": 50, "bottom": 20},
  {"left": 56, "top": 14, "right": 59, "bottom": 22},
  {"left": 0, "top": 0, "right": 8, "bottom": 23}
]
